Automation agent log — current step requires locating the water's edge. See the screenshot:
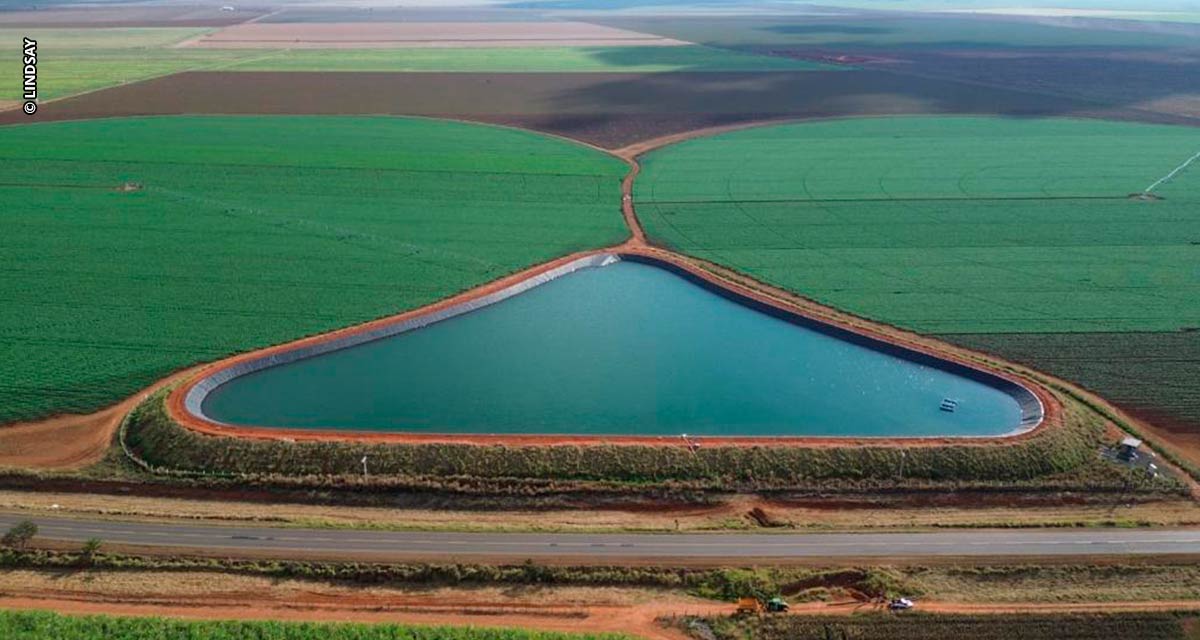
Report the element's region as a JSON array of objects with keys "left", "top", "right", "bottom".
[
  {"left": 622, "top": 254, "right": 1043, "bottom": 435},
  {"left": 185, "top": 253, "right": 1043, "bottom": 438}
]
